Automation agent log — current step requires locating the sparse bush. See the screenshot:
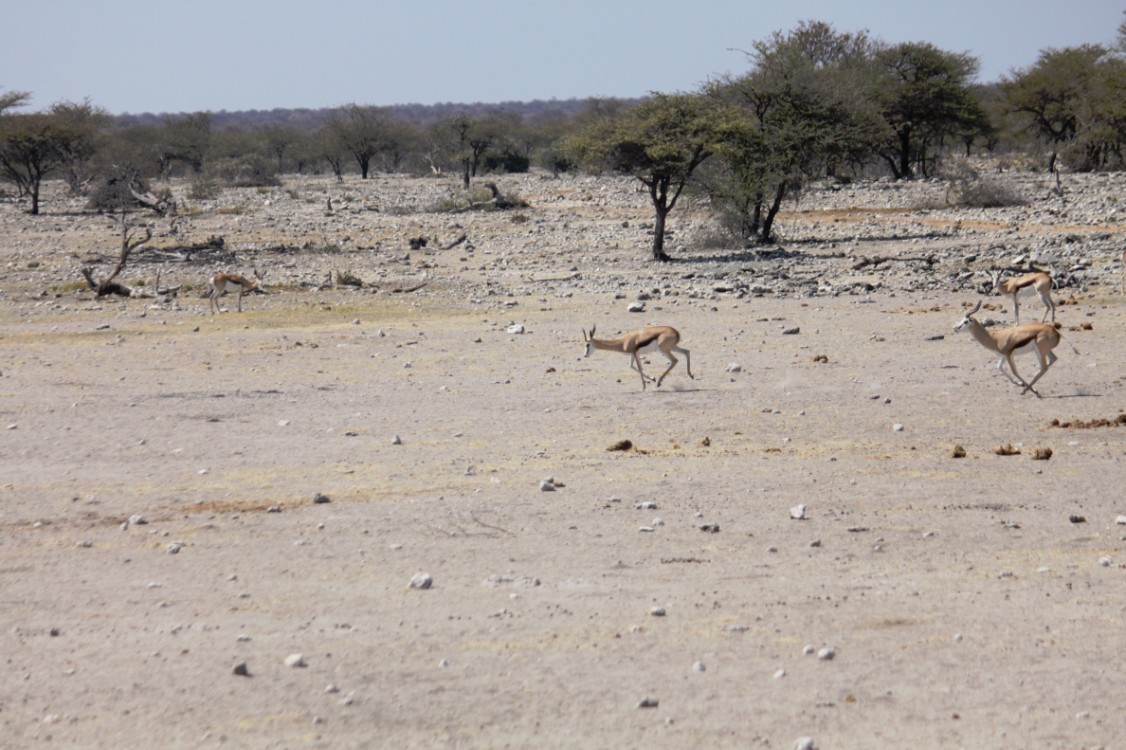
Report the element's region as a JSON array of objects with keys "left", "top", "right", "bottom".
[
  {"left": 208, "top": 155, "right": 281, "bottom": 188},
  {"left": 934, "top": 159, "right": 1027, "bottom": 208},
  {"left": 189, "top": 179, "right": 222, "bottom": 200}
]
